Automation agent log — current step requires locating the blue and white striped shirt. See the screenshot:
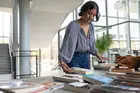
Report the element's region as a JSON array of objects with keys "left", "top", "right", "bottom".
[{"left": 59, "top": 20, "right": 97, "bottom": 63}]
